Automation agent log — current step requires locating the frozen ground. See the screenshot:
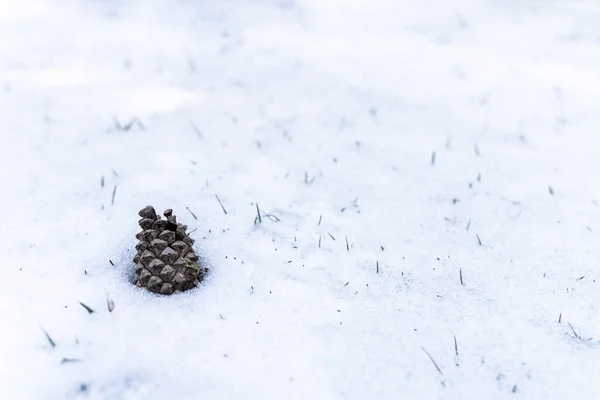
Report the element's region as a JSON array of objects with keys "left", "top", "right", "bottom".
[{"left": 2, "top": 0, "right": 600, "bottom": 398}]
